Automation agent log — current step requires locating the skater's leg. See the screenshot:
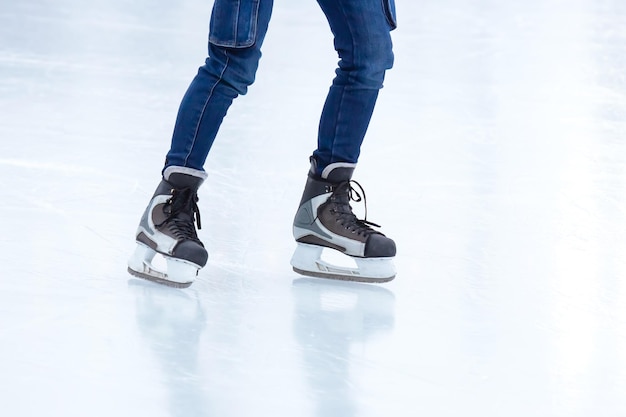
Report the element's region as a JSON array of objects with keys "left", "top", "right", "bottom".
[
  {"left": 130, "top": 0, "right": 274, "bottom": 287},
  {"left": 291, "top": 1, "right": 397, "bottom": 282},
  {"left": 312, "top": 0, "right": 396, "bottom": 175},
  {"left": 165, "top": 0, "right": 274, "bottom": 171}
]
